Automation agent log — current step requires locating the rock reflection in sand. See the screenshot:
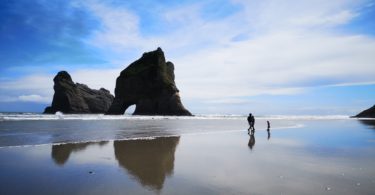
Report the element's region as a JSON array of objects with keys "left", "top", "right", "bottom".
[
  {"left": 114, "top": 137, "right": 180, "bottom": 191},
  {"left": 51, "top": 141, "right": 109, "bottom": 165},
  {"left": 50, "top": 136, "right": 180, "bottom": 191}
]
